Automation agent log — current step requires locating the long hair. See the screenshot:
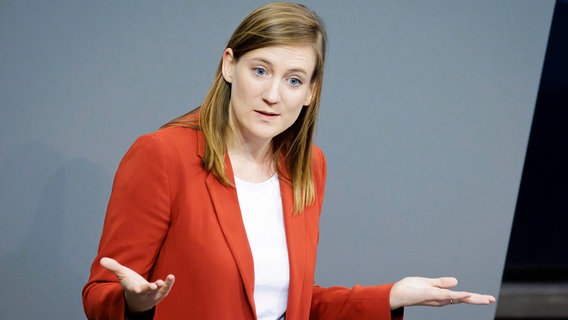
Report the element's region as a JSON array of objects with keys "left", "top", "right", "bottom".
[{"left": 164, "top": 2, "right": 327, "bottom": 214}]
